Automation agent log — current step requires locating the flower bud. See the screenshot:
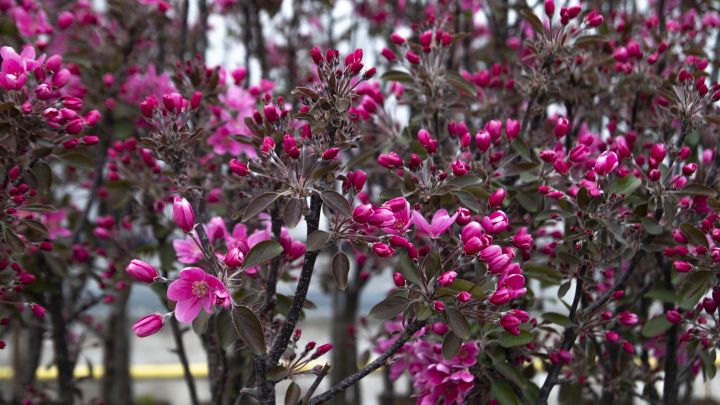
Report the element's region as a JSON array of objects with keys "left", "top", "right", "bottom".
[
  {"left": 133, "top": 314, "right": 165, "bottom": 337},
  {"left": 505, "top": 119, "right": 520, "bottom": 139},
  {"left": 673, "top": 260, "right": 693, "bottom": 273},
  {"left": 405, "top": 51, "right": 420, "bottom": 64},
  {"left": 666, "top": 309, "right": 682, "bottom": 324},
  {"left": 352, "top": 204, "right": 373, "bottom": 223},
  {"left": 618, "top": 311, "right": 639, "bottom": 326},
  {"left": 500, "top": 314, "right": 521, "bottom": 336},
  {"left": 392, "top": 272, "right": 406, "bottom": 287},
  {"left": 224, "top": 248, "right": 245, "bottom": 267},
  {"left": 594, "top": 151, "right": 619, "bottom": 176},
  {"left": 173, "top": 196, "right": 195, "bottom": 233},
  {"left": 488, "top": 188, "right": 506, "bottom": 208},
  {"left": 190, "top": 91, "right": 202, "bottom": 109},
  {"left": 554, "top": 116, "right": 569, "bottom": 138},
  {"left": 126, "top": 259, "right": 159, "bottom": 283},
  {"left": 140, "top": 95, "right": 158, "bottom": 118},
  {"left": 457, "top": 291, "right": 471, "bottom": 302},
  {"left": 371, "top": 242, "right": 395, "bottom": 257},
  {"left": 322, "top": 147, "right": 340, "bottom": 160},
  {"left": 229, "top": 159, "right": 249, "bottom": 176},
  {"left": 437, "top": 271, "right": 457, "bottom": 286}
]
